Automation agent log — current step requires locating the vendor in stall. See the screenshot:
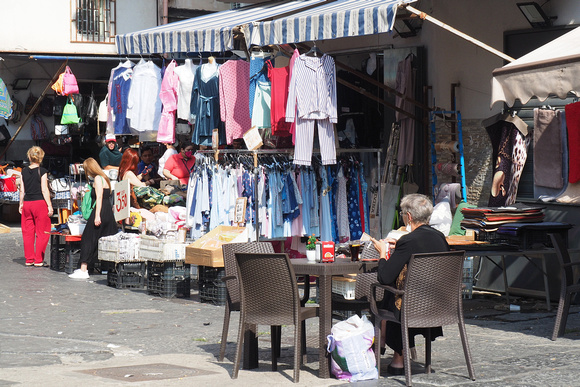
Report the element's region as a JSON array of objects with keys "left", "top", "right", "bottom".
[
  {"left": 119, "top": 148, "right": 153, "bottom": 188},
  {"left": 99, "top": 134, "right": 123, "bottom": 170},
  {"left": 163, "top": 142, "right": 195, "bottom": 186},
  {"left": 137, "top": 145, "right": 162, "bottom": 188}
]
